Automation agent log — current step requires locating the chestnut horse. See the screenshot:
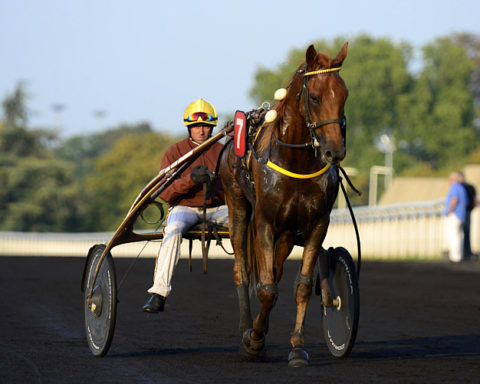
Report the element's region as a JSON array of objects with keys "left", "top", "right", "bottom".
[{"left": 220, "top": 43, "right": 349, "bottom": 366}]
